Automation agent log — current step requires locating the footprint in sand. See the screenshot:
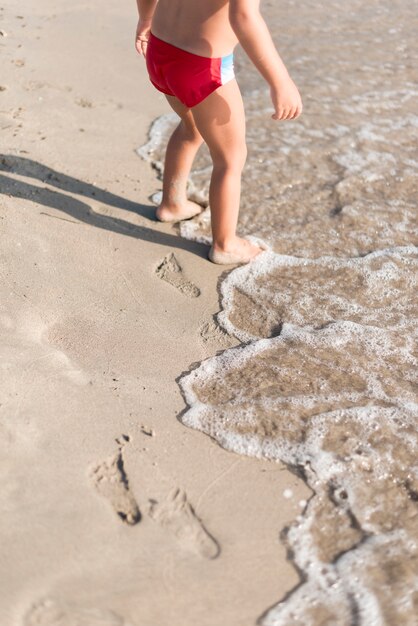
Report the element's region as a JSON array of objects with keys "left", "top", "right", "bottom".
[
  {"left": 89, "top": 441, "right": 140, "bottom": 525},
  {"left": 155, "top": 253, "right": 200, "bottom": 298},
  {"left": 199, "top": 319, "right": 237, "bottom": 352},
  {"left": 24, "top": 598, "right": 127, "bottom": 626},
  {"left": 149, "top": 488, "right": 220, "bottom": 559}
]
